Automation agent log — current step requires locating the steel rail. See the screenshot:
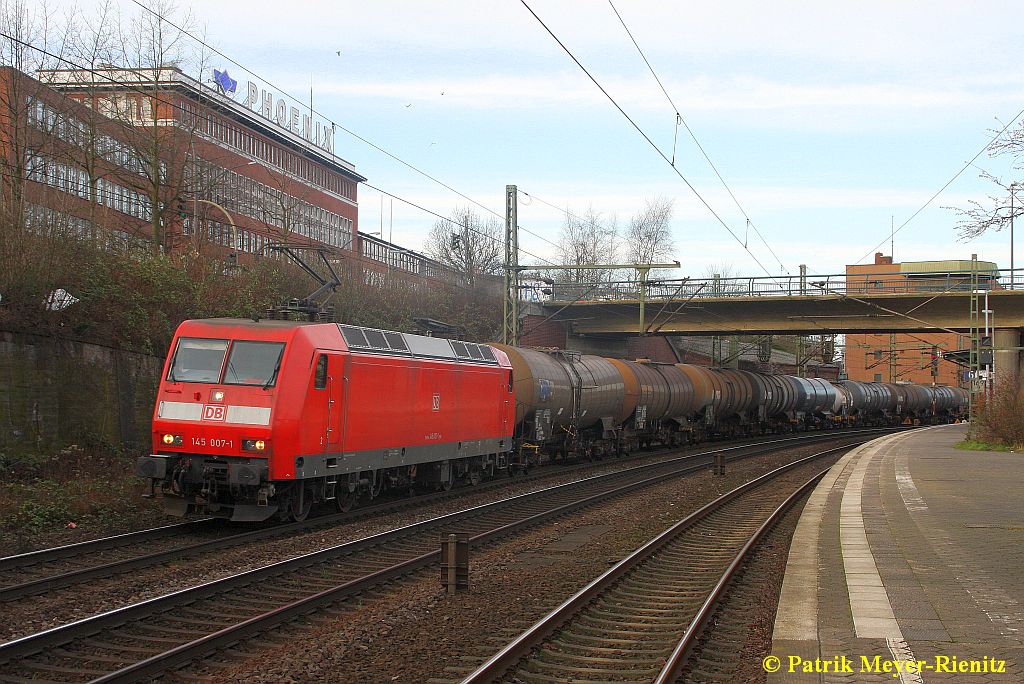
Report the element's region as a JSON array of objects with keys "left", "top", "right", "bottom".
[
  {"left": 0, "top": 443, "right": 687, "bottom": 598},
  {"left": 0, "top": 428, "right": 892, "bottom": 602},
  {"left": 90, "top": 436, "right": 869, "bottom": 684},
  {"left": 460, "top": 444, "right": 850, "bottom": 683},
  {"left": 653, "top": 469, "right": 826, "bottom": 683},
  {"left": 0, "top": 431, "right": 884, "bottom": 681},
  {"left": 0, "top": 519, "right": 215, "bottom": 572}
]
